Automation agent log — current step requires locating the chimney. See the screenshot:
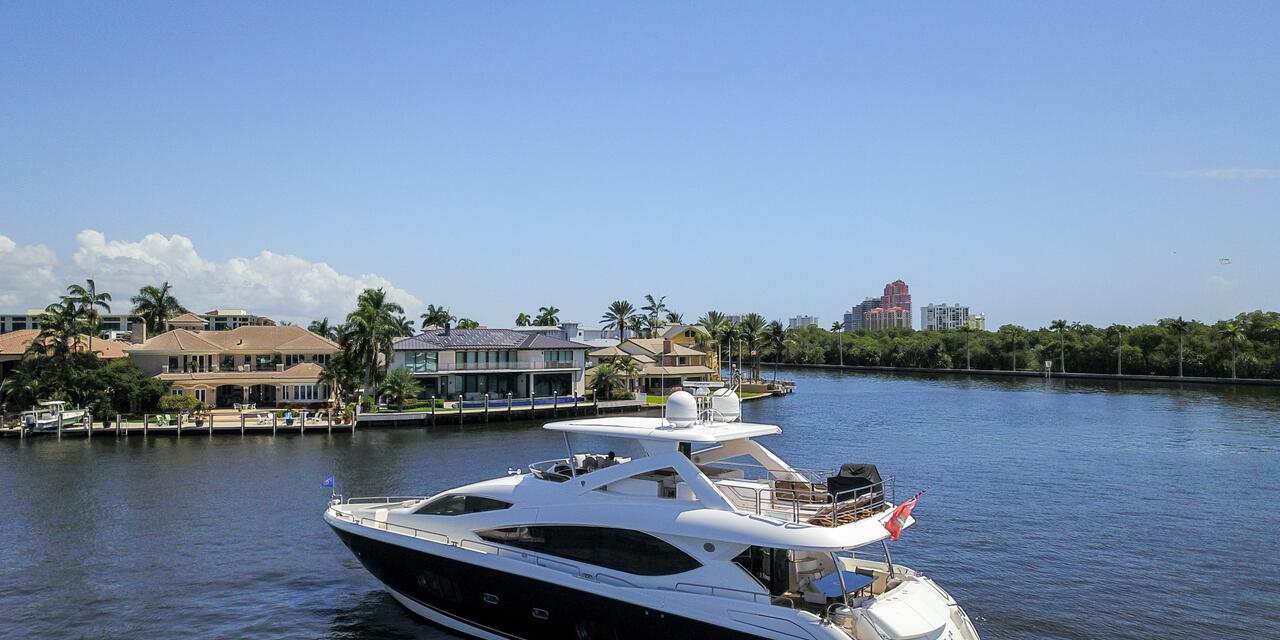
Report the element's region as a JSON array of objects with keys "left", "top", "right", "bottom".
[
  {"left": 663, "top": 339, "right": 673, "bottom": 354},
  {"left": 129, "top": 320, "right": 147, "bottom": 344},
  {"left": 443, "top": 321, "right": 451, "bottom": 336}
]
